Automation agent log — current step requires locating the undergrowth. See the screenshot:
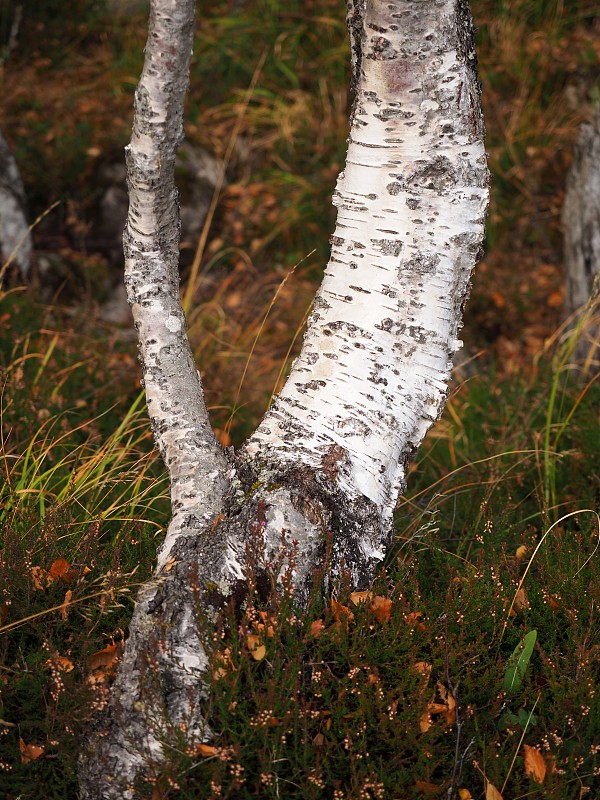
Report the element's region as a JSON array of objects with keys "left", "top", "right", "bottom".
[{"left": 0, "top": 0, "right": 599, "bottom": 798}]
